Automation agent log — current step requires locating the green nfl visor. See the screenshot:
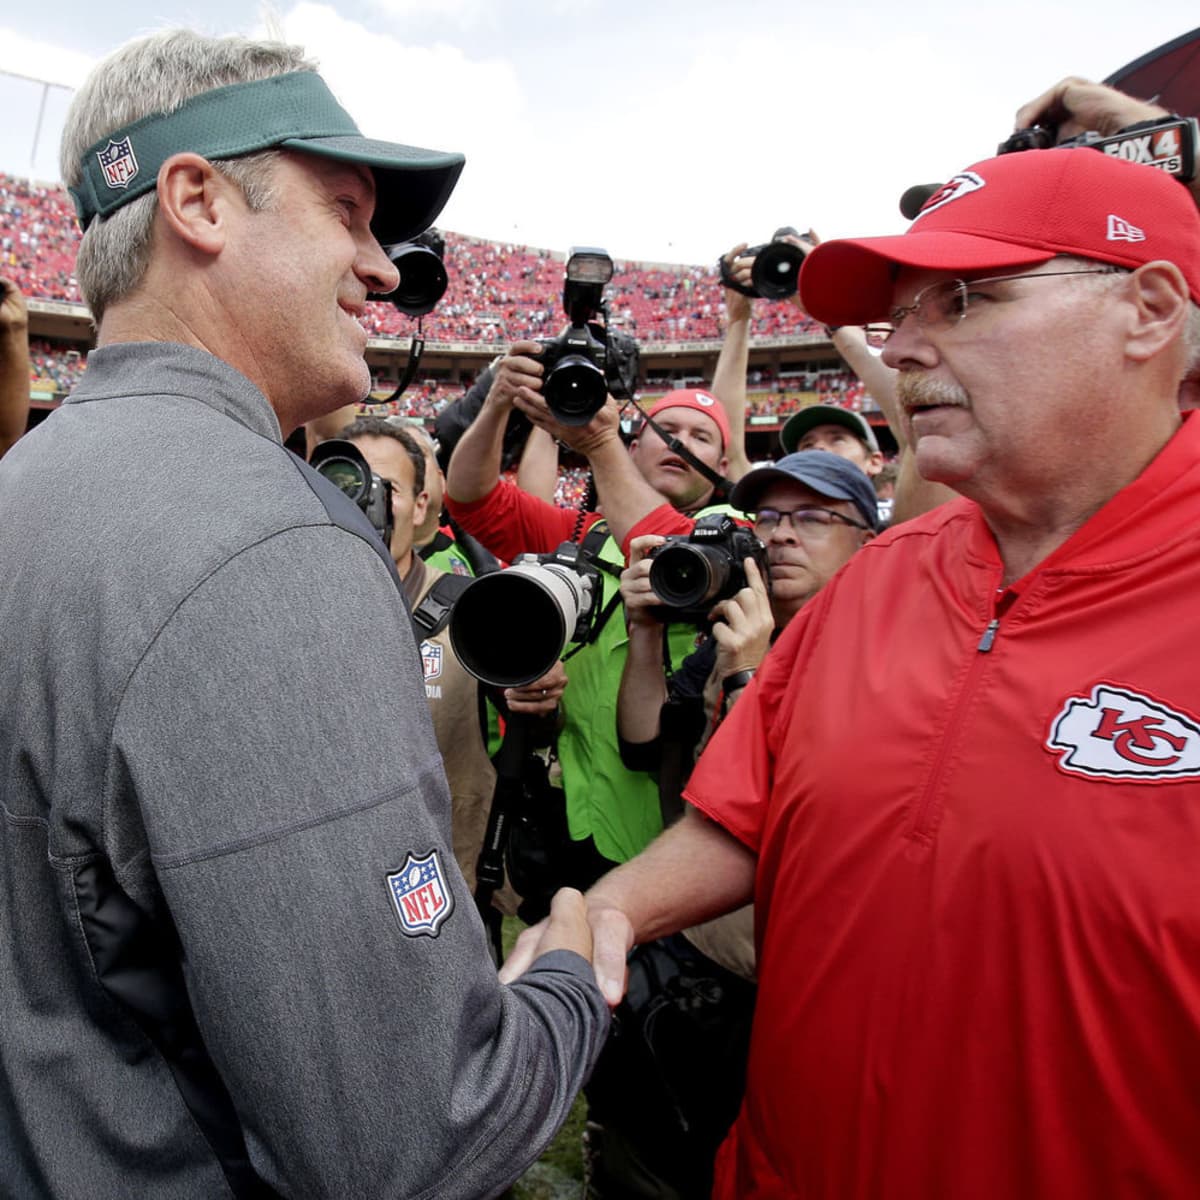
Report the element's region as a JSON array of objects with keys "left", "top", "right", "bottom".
[{"left": 69, "top": 70, "right": 465, "bottom": 246}]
